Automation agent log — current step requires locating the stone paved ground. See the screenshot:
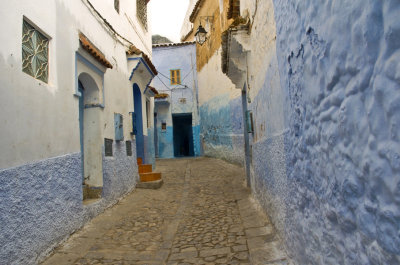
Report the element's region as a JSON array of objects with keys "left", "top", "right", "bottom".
[{"left": 42, "top": 157, "right": 291, "bottom": 265}]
